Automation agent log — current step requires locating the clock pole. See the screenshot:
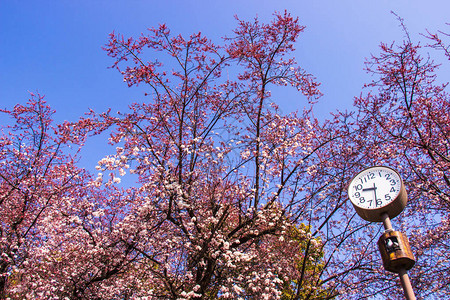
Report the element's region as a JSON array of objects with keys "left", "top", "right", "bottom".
[
  {"left": 348, "top": 166, "right": 417, "bottom": 300},
  {"left": 380, "top": 213, "right": 416, "bottom": 300}
]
